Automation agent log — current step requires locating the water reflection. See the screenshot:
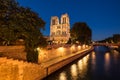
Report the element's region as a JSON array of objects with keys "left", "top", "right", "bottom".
[
  {"left": 91, "top": 51, "right": 96, "bottom": 71},
  {"left": 104, "top": 52, "right": 110, "bottom": 74},
  {"left": 59, "top": 72, "right": 67, "bottom": 80},
  {"left": 113, "top": 50, "right": 119, "bottom": 64},
  {"left": 44, "top": 46, "right": 120, "bottom": 80},
  {"left": 77, "top": 54, "right": 89, "bottom": 78},
  {"left": 70, "top": 64, "right": 78, "bottom": 80}
]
